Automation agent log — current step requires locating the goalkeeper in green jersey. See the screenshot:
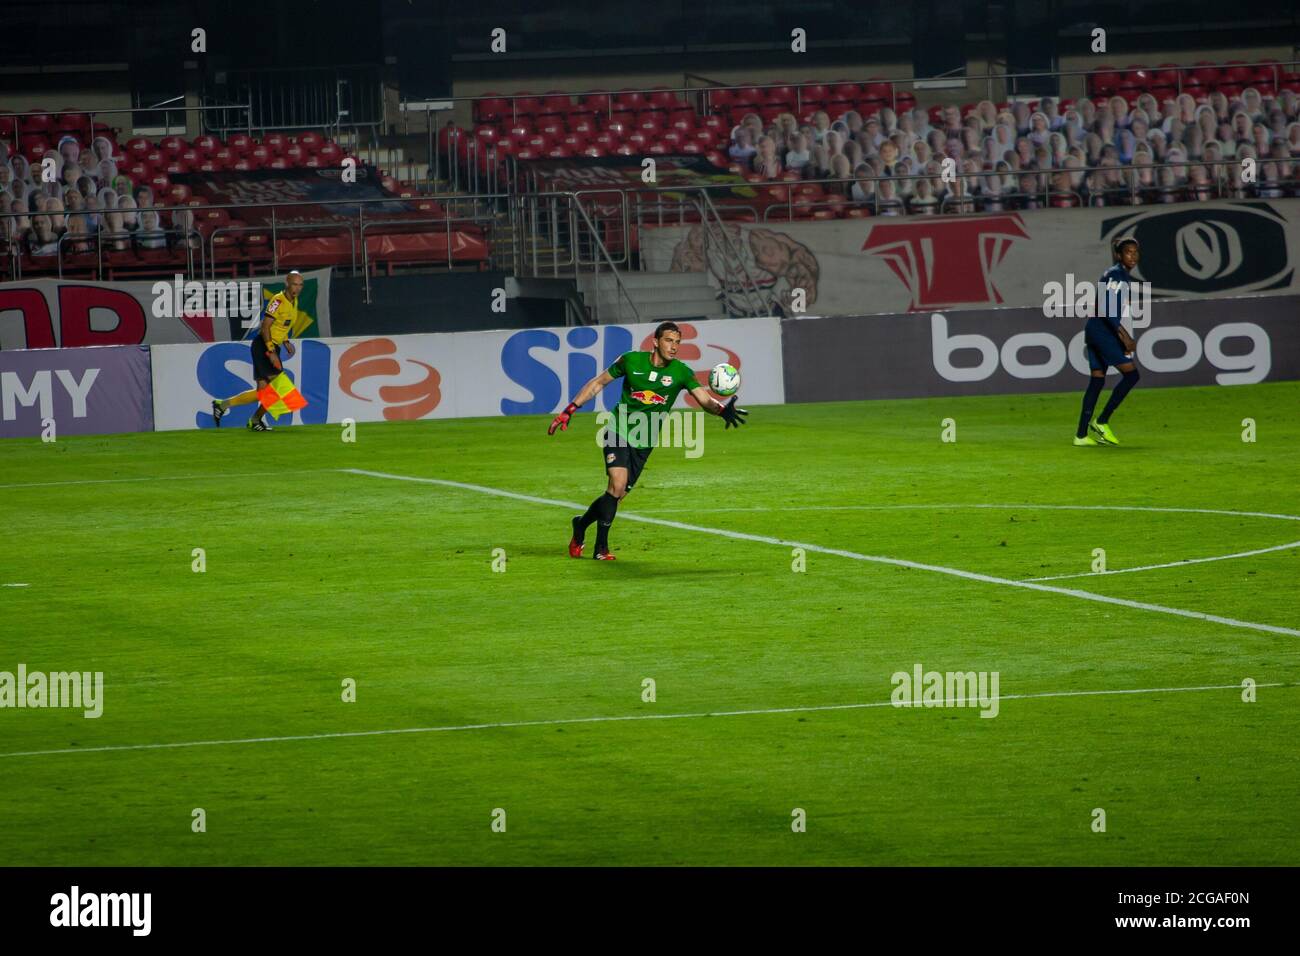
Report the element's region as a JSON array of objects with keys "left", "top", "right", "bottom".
[{"left": 548, "top": 321, "right": 747, "bottom": 560}]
